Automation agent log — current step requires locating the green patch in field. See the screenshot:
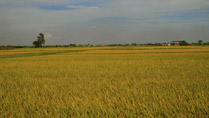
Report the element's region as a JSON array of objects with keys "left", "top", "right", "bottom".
[{"left": 0, "top": 50, "right": 87, "bottom": 59}]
